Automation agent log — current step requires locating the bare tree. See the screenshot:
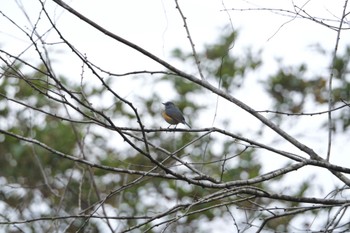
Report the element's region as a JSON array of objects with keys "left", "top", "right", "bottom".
[{"left": 1, "top": 0, "right": 350, "bottom": 232}]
